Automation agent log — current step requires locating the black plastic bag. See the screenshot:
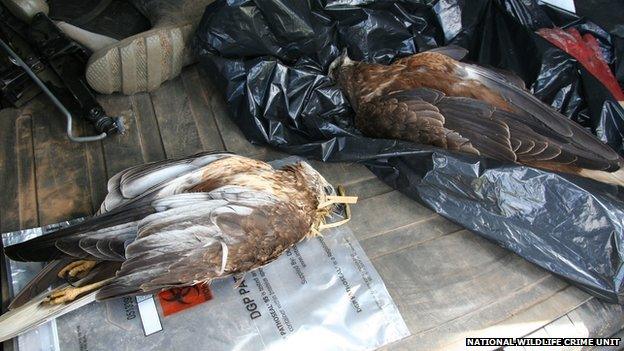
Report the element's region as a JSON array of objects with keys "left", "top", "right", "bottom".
[{"left": 194, "top": 0, "right": 624, "bottom": 303}]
